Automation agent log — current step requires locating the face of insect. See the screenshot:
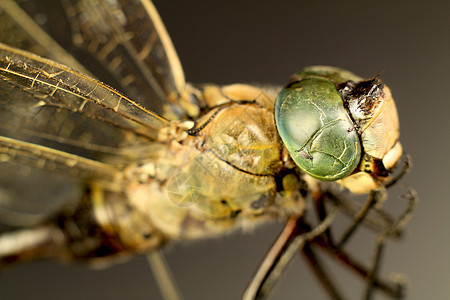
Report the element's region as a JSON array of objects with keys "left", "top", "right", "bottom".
[{"left": 275, "top": 66, "right": 402, "bottom": 193}]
